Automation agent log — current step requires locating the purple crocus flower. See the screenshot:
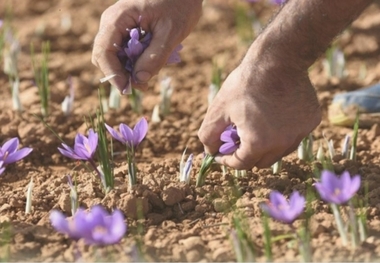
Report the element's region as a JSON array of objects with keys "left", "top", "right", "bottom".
[
  {"left": 0, "top": 137, "right": 33, "bottom": 165},
  {"left": 261, "top": 191, "right": 305, "bottom": 224},
  {"left": 50, "top": 205, "right": 126, "bottom": 245},
  {"left": 58, "top": 129, "right": 98, "bottom": 161},
  {"left": 105, "top": 117, "right": 148, "bottom": 149},
  {"left": 314, "top": 170, "right": 361, "bottom": 205},
  {"left": 219, "top": 125, "right": 240, "bottom": 155},
  {"left": 0, "top": 161, "right": 5, "bottom": 175},
  {"left": 115, "top": 16, "right": 182, "bottom": 90}
]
